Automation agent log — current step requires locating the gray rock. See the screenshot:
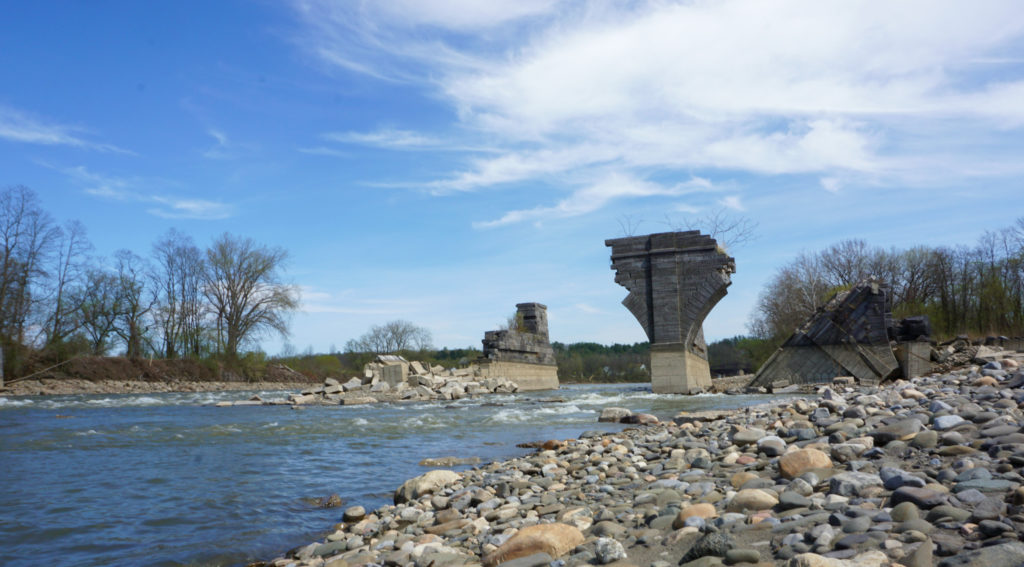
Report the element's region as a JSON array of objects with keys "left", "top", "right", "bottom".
[
  {"left": 936, "top": 541, "right": 1024, "bottom": 567},
  {"left": 910, "top": 430, "right": 939, "bottom": 449},
  {"left": 970, "top": 497, "right": 1006, "bottom": 521},
  {"left": 891, "top": 486, "right": 948, "bottom": 509},
  {"left": 490, "top": 552, "right": 554, "bottom": 567},
  {"left": 343, "top": 505, "right": 366, "bottom": 523},
  {"left": 778, "top": 491, "right": 811, "bottom": 510},
  {"left": 953, "top": 479, "right": 1017, "bottom": 493},
  {"left": 599, "top": 407, "right": 632, "bottom": 422},
  {"left": 842, "top": 515, "right": 872, "bottom": 533},
  {"left": 934, "top": 415, "right": 968, "bottom": 430},
  {"left": 595, "top": 537, "right": 627, "bottom": 564},
  {"left": 757, "top": 435, "right": 787, "bottom": 457},
  {"left": 926, "top": 505, "right": 971, "bottom": 523},
  {"left": 724, "top": 548, "right": 760, "bottom": 564},
  {"left": 891, "top": 502, "right": 920, "bottom": 522},
  {"left": 591, "top": 521, "right": 627, "bottom": 538},
  {"left": 732, "top": 428, "right": 766, "bottom": 445},
  {"left": 881, "top": 466, "right": 927, "bottom": 490},
  {"left": 829, "top": 471, "right": 883, "bottom": 497},
  {"left": 681, "top": 531, "right": 735, "bottom": 563}
]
